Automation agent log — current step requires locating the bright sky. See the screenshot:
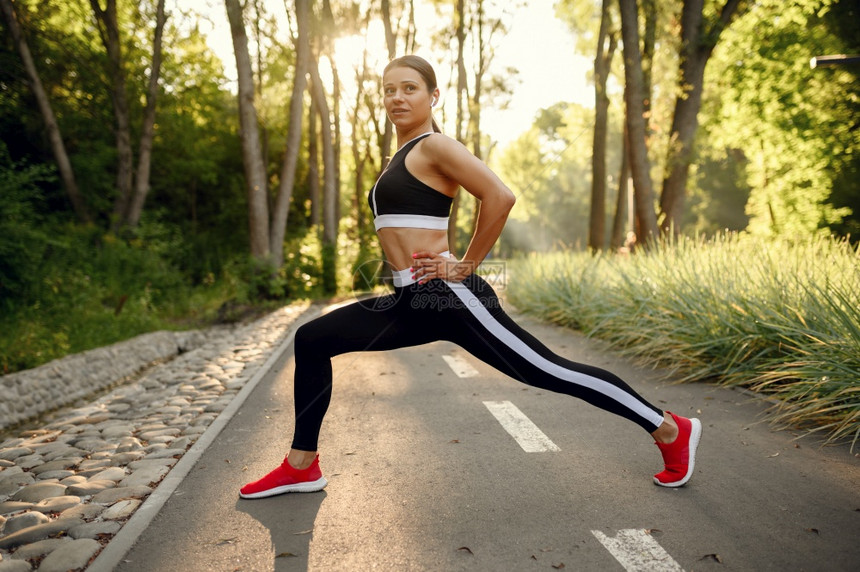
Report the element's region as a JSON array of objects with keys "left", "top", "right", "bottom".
[
  {"left": 194, "top": 0, "right": 592, "bottom": 148},
  {"left": 477, "top": 3, "right": 593, "bottom": 146}
]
